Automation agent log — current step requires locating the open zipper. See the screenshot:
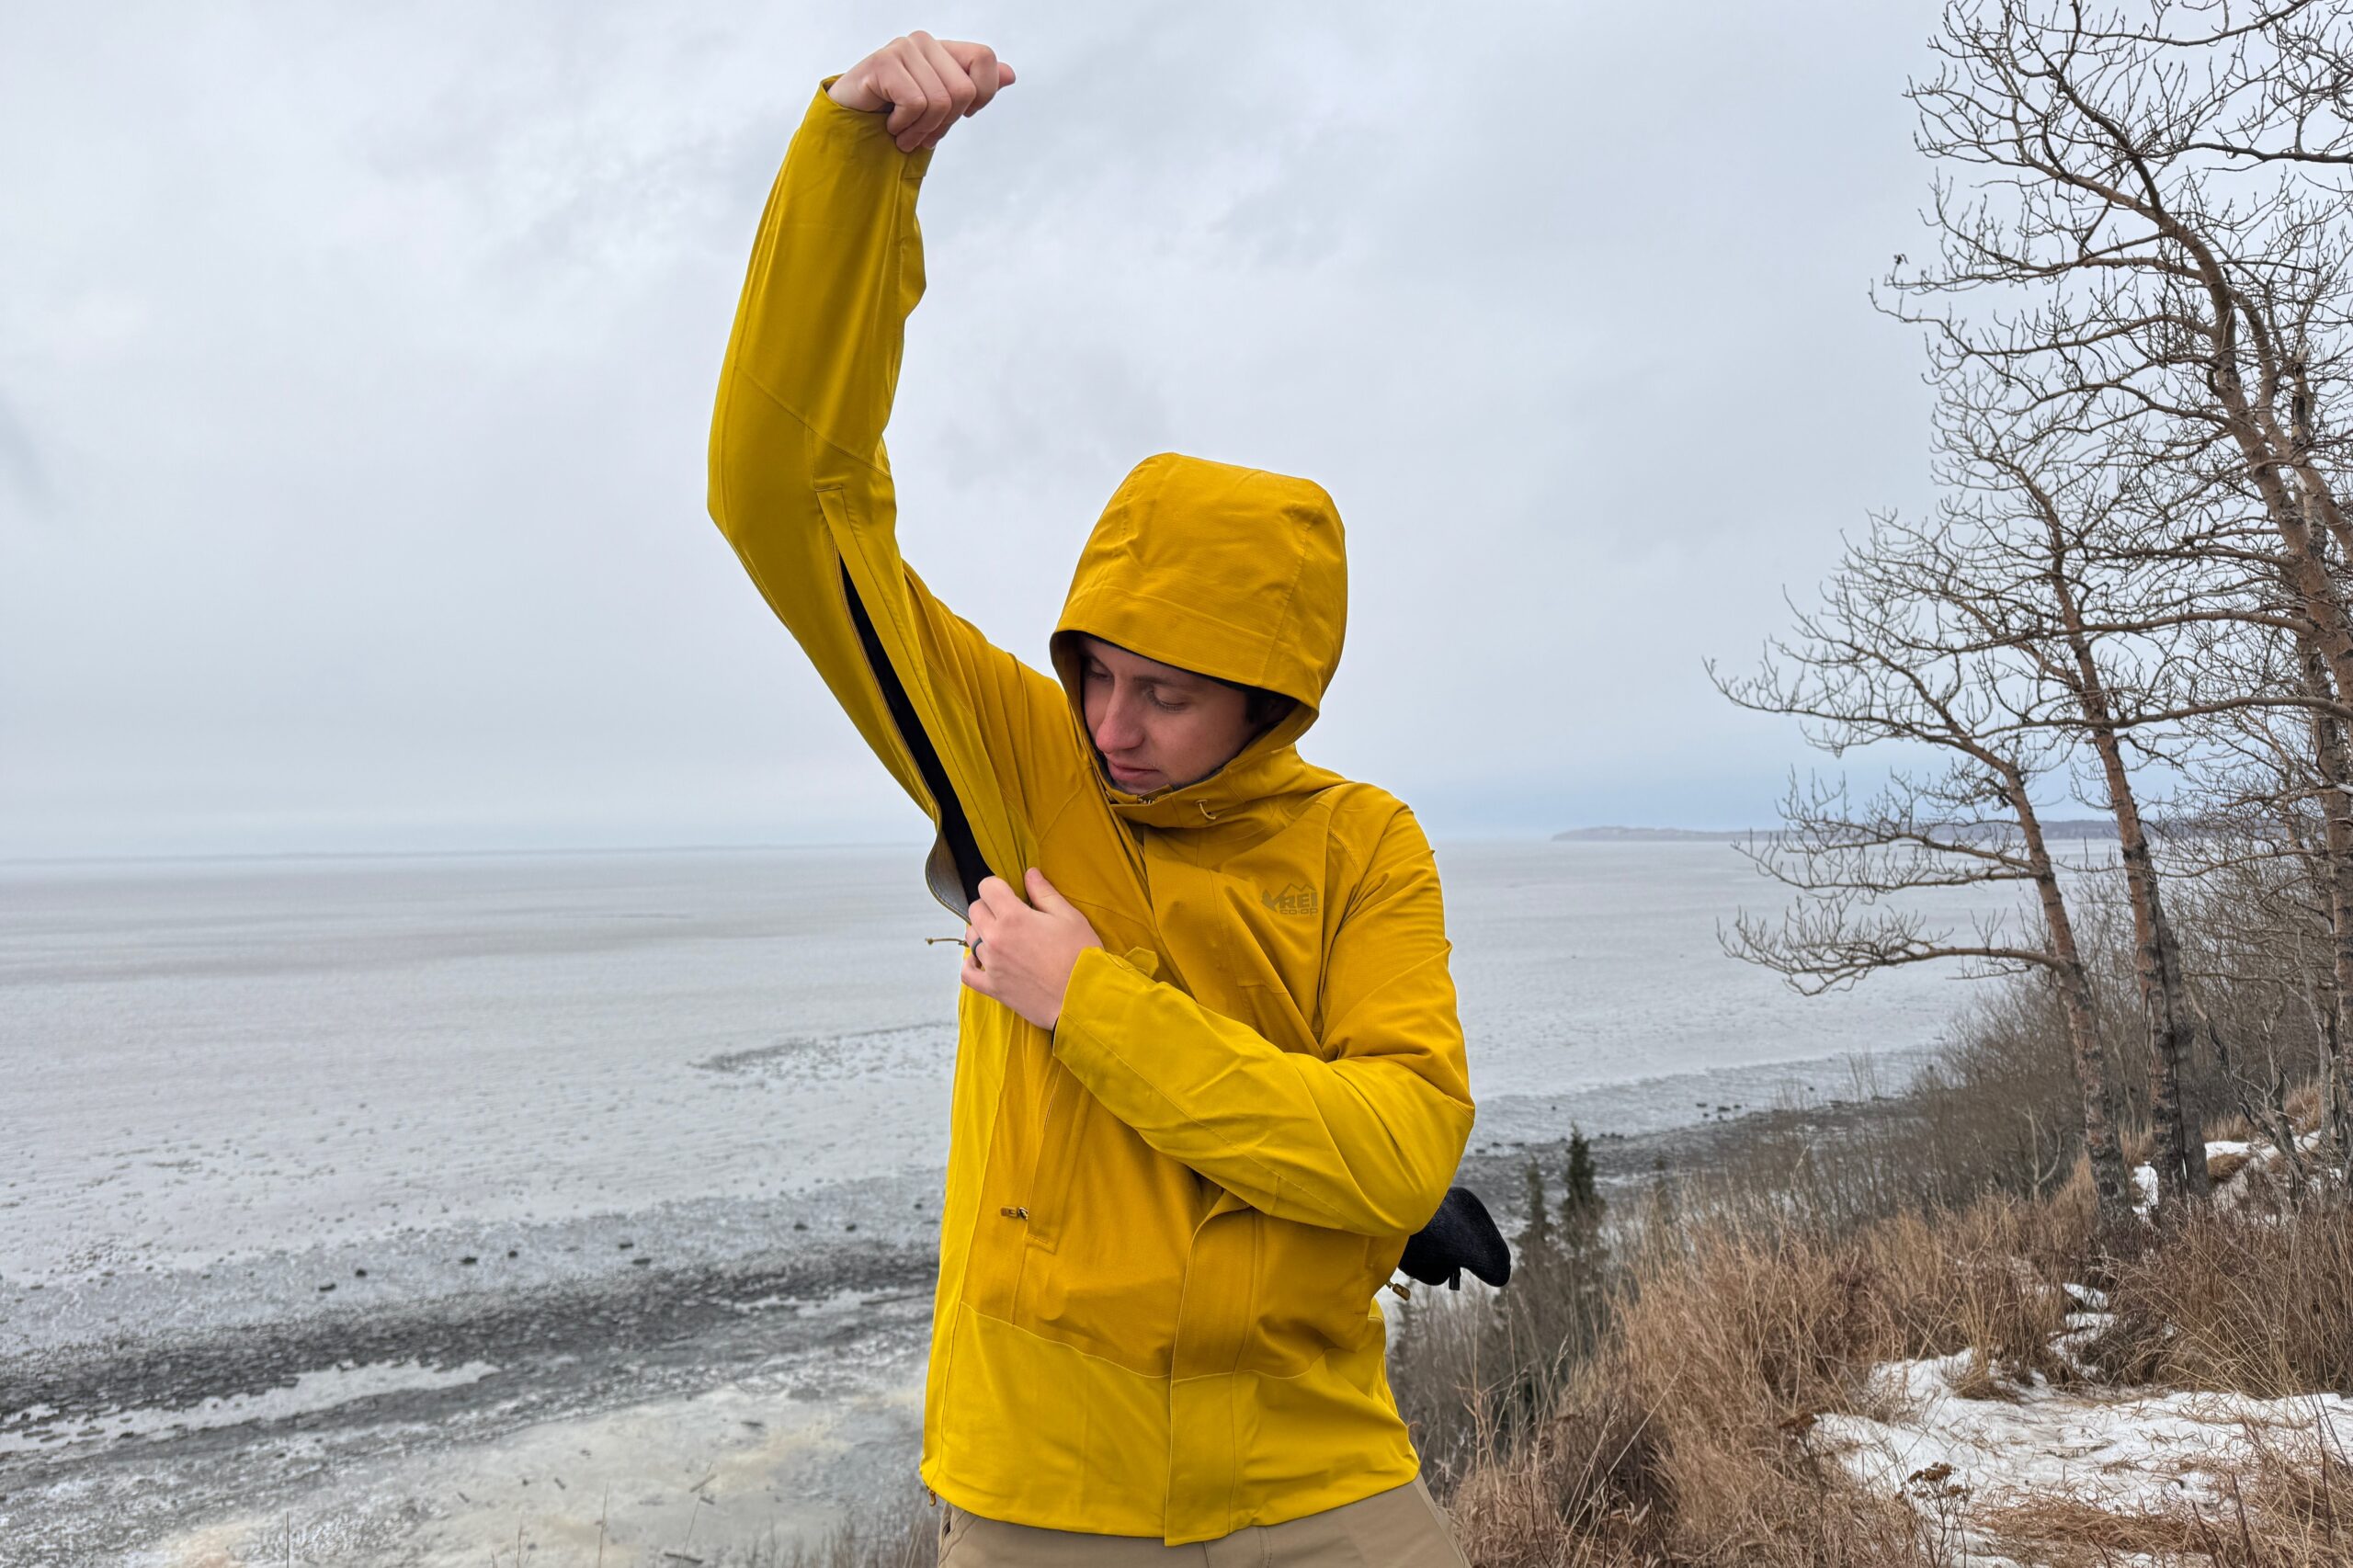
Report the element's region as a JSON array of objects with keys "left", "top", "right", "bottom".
[
  {"left": 839, "top": 558, "right": 1069, "bottom": 1254},
  {"left": 839, "top": 562, "right": 989, "bottom": 919}
]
